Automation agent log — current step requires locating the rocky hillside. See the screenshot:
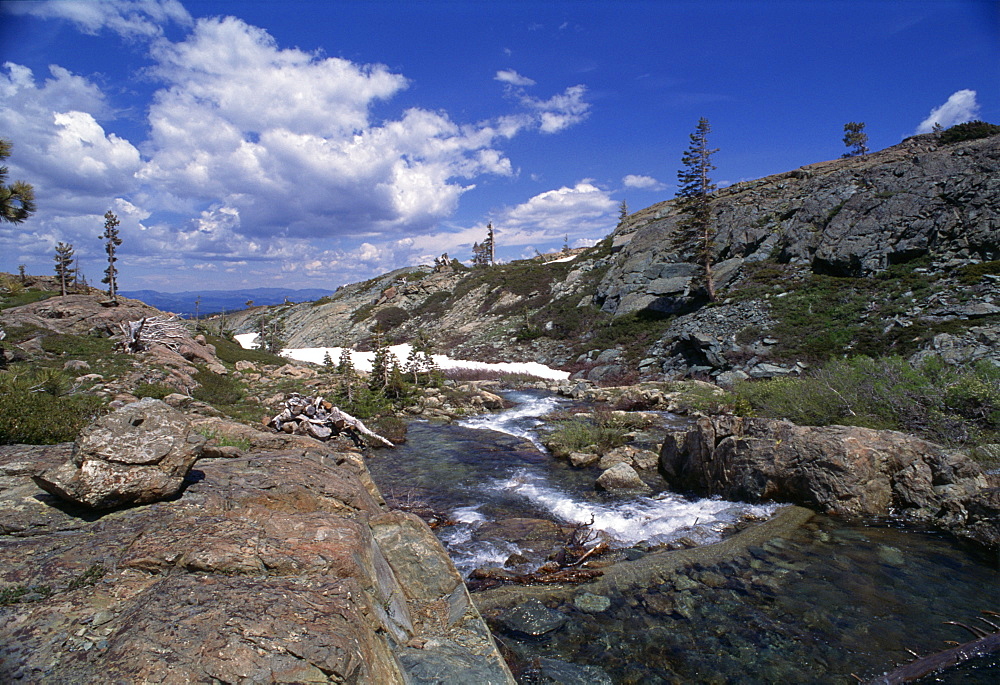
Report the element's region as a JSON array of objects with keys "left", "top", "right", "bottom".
[{"left": 233, "top": 129, "right": 999, "bottom": 385}]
